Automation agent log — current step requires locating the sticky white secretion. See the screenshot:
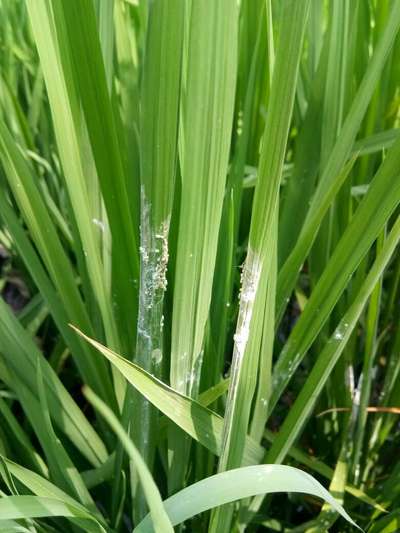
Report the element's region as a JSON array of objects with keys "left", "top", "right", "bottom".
[{"left": 92, "top": 218, "right": 105, "bottom": 232}]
